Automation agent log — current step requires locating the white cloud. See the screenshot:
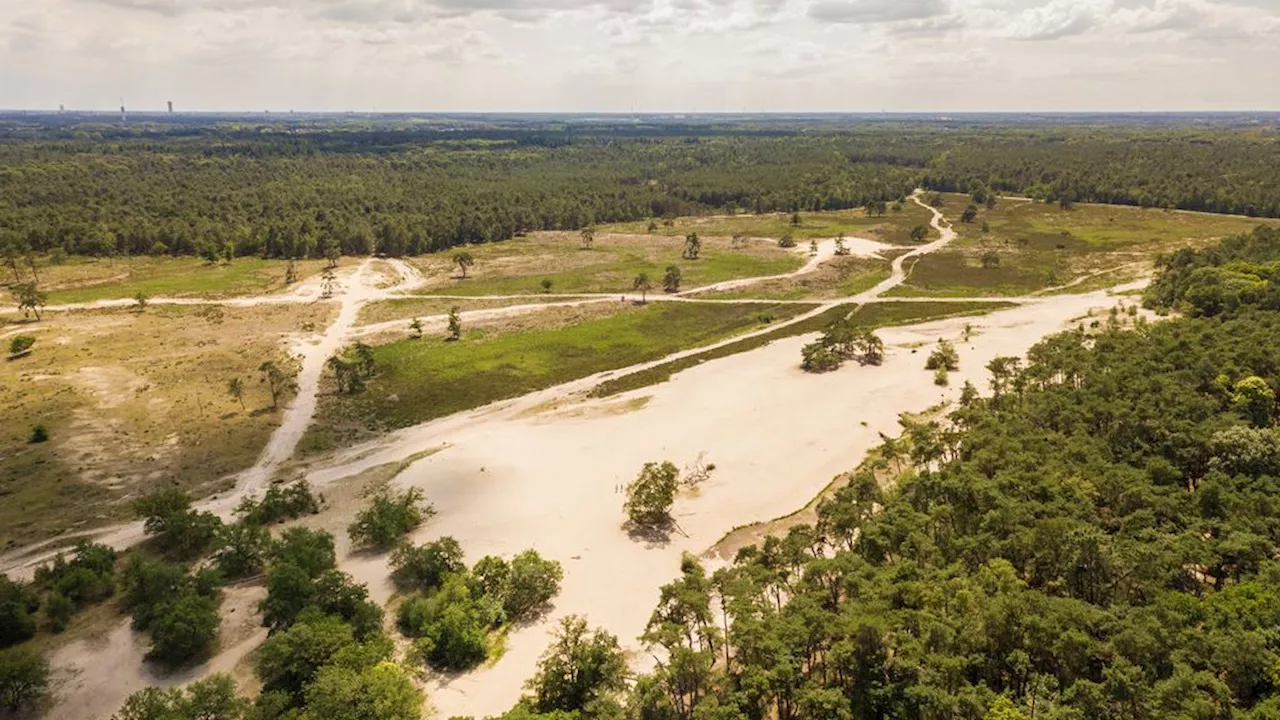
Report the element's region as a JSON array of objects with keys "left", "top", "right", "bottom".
[{"left": 0, "top": 0, "right": 1277, "bottom": 111}]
